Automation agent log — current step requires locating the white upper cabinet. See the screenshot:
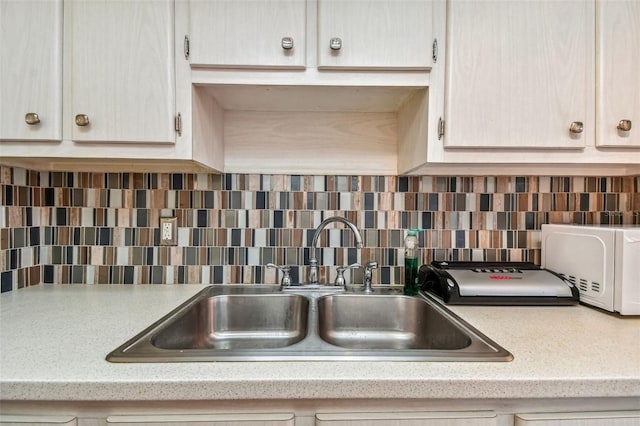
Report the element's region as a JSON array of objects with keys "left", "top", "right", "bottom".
[
  {"left": 189, "top": 0, "right": 306, "bottom": 69},
  {"left": 188, "top": 0, "right": 434, "bottom": 71},
  {"left": 0, "top": 0, "right": 63, "bottom": 142},
  {"left": 317, "top": 0, "right": 434, "bottom": 70},
  {"left": 596, "top": 0, "right": 640, "bottom": 148},
  {"left": 444, "top": 0, "right": 593, "bottom": 149},
  {"left": 66, "top": 0, "right": 176, "bottom": 143},
  {"left": 187, "top": 0, "right": 441, "bottom": 176}
]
